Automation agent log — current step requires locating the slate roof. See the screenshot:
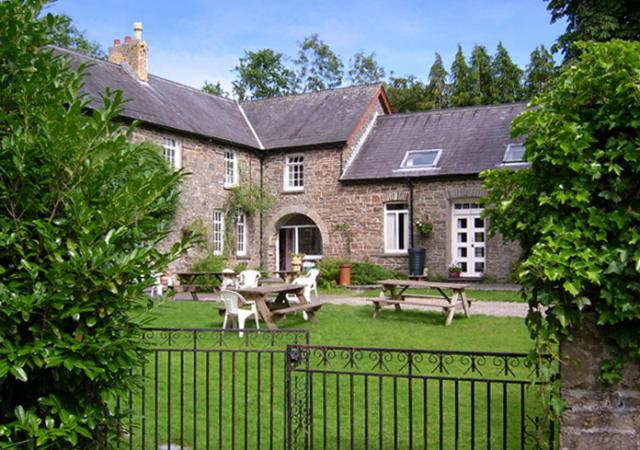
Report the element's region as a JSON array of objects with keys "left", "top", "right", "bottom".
[
  {"left": 341, "top": 103, "right": 528, "bottom": 181},
  {"left": 240, "top": 84, "right": 382, "bottom": 149},
  {"left": 55, "top": 47, "right": 261, "bottom": 148}
]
